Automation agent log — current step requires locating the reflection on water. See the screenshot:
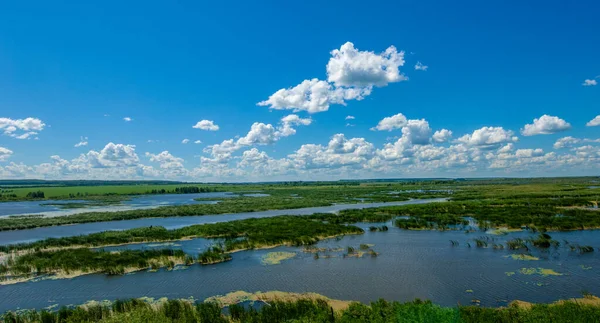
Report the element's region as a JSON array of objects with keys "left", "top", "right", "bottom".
[
  {"left": 0, "top": 199, "right": 446, "bottom": 245},
  {"left": 1, "top": 224, "right": 599, "bottom": 312}
]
